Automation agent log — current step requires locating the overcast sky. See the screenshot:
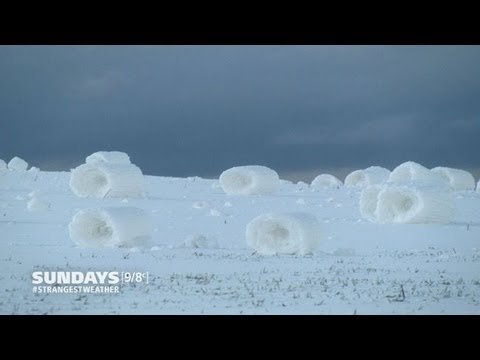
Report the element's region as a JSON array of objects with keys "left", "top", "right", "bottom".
[{"left": 1, "top": 45, "right": 479, "bottom": 181}]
